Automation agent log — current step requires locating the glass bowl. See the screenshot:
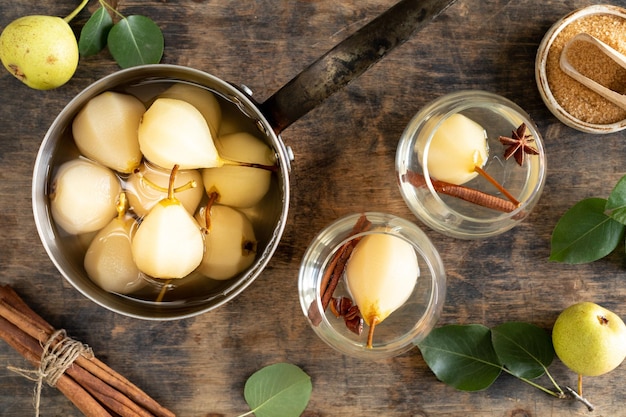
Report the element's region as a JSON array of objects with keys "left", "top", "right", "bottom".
[
  {"left": 298, "top": 212, "right": 446, "bottom": 360},
  {"left": 396, "top": 90, "right": 547, "bottom": 239}
]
